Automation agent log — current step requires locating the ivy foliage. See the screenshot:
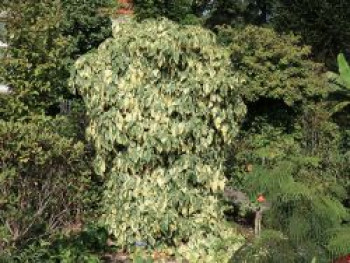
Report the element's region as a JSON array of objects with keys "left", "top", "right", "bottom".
[
  {"left": 218, "top": 26, "right": 329, "bottom": 106},
  {"left": 71, "top": 18, "right": 246, "bottom": 261}
]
